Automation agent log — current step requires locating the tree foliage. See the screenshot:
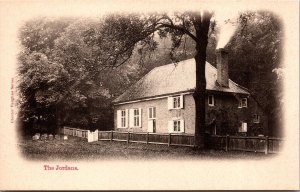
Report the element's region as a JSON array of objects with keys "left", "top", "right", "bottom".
[{"left": 18, "top": 17, "right": 140, "bottom": 134}]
